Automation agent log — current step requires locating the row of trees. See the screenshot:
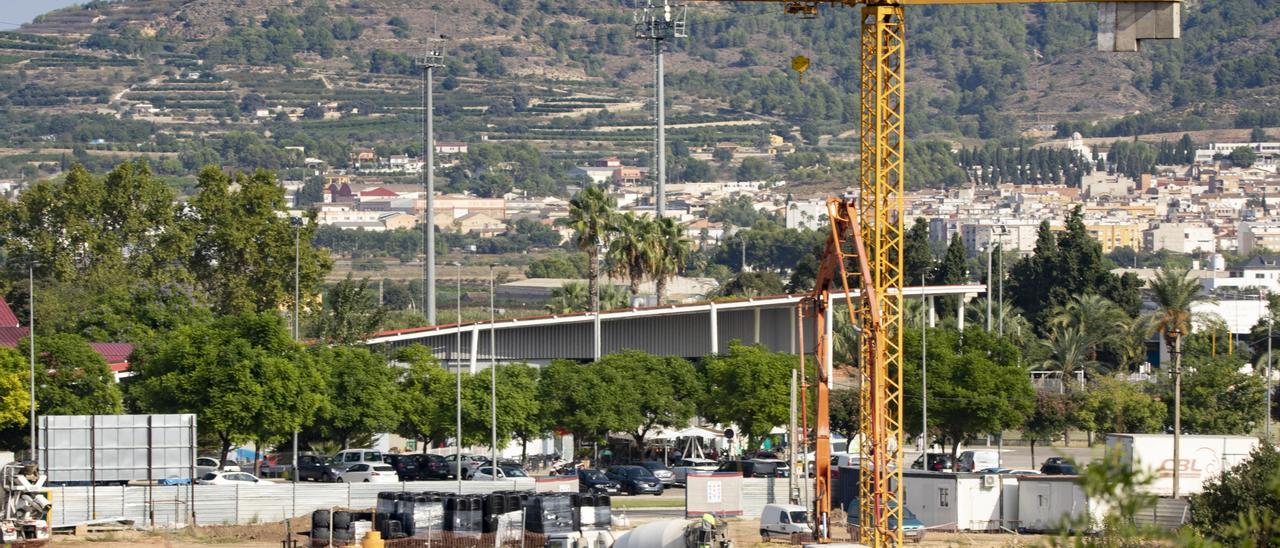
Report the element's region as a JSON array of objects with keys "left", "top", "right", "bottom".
[{"left": 561, "top": 186, "right": 692, "bottom": 309}]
